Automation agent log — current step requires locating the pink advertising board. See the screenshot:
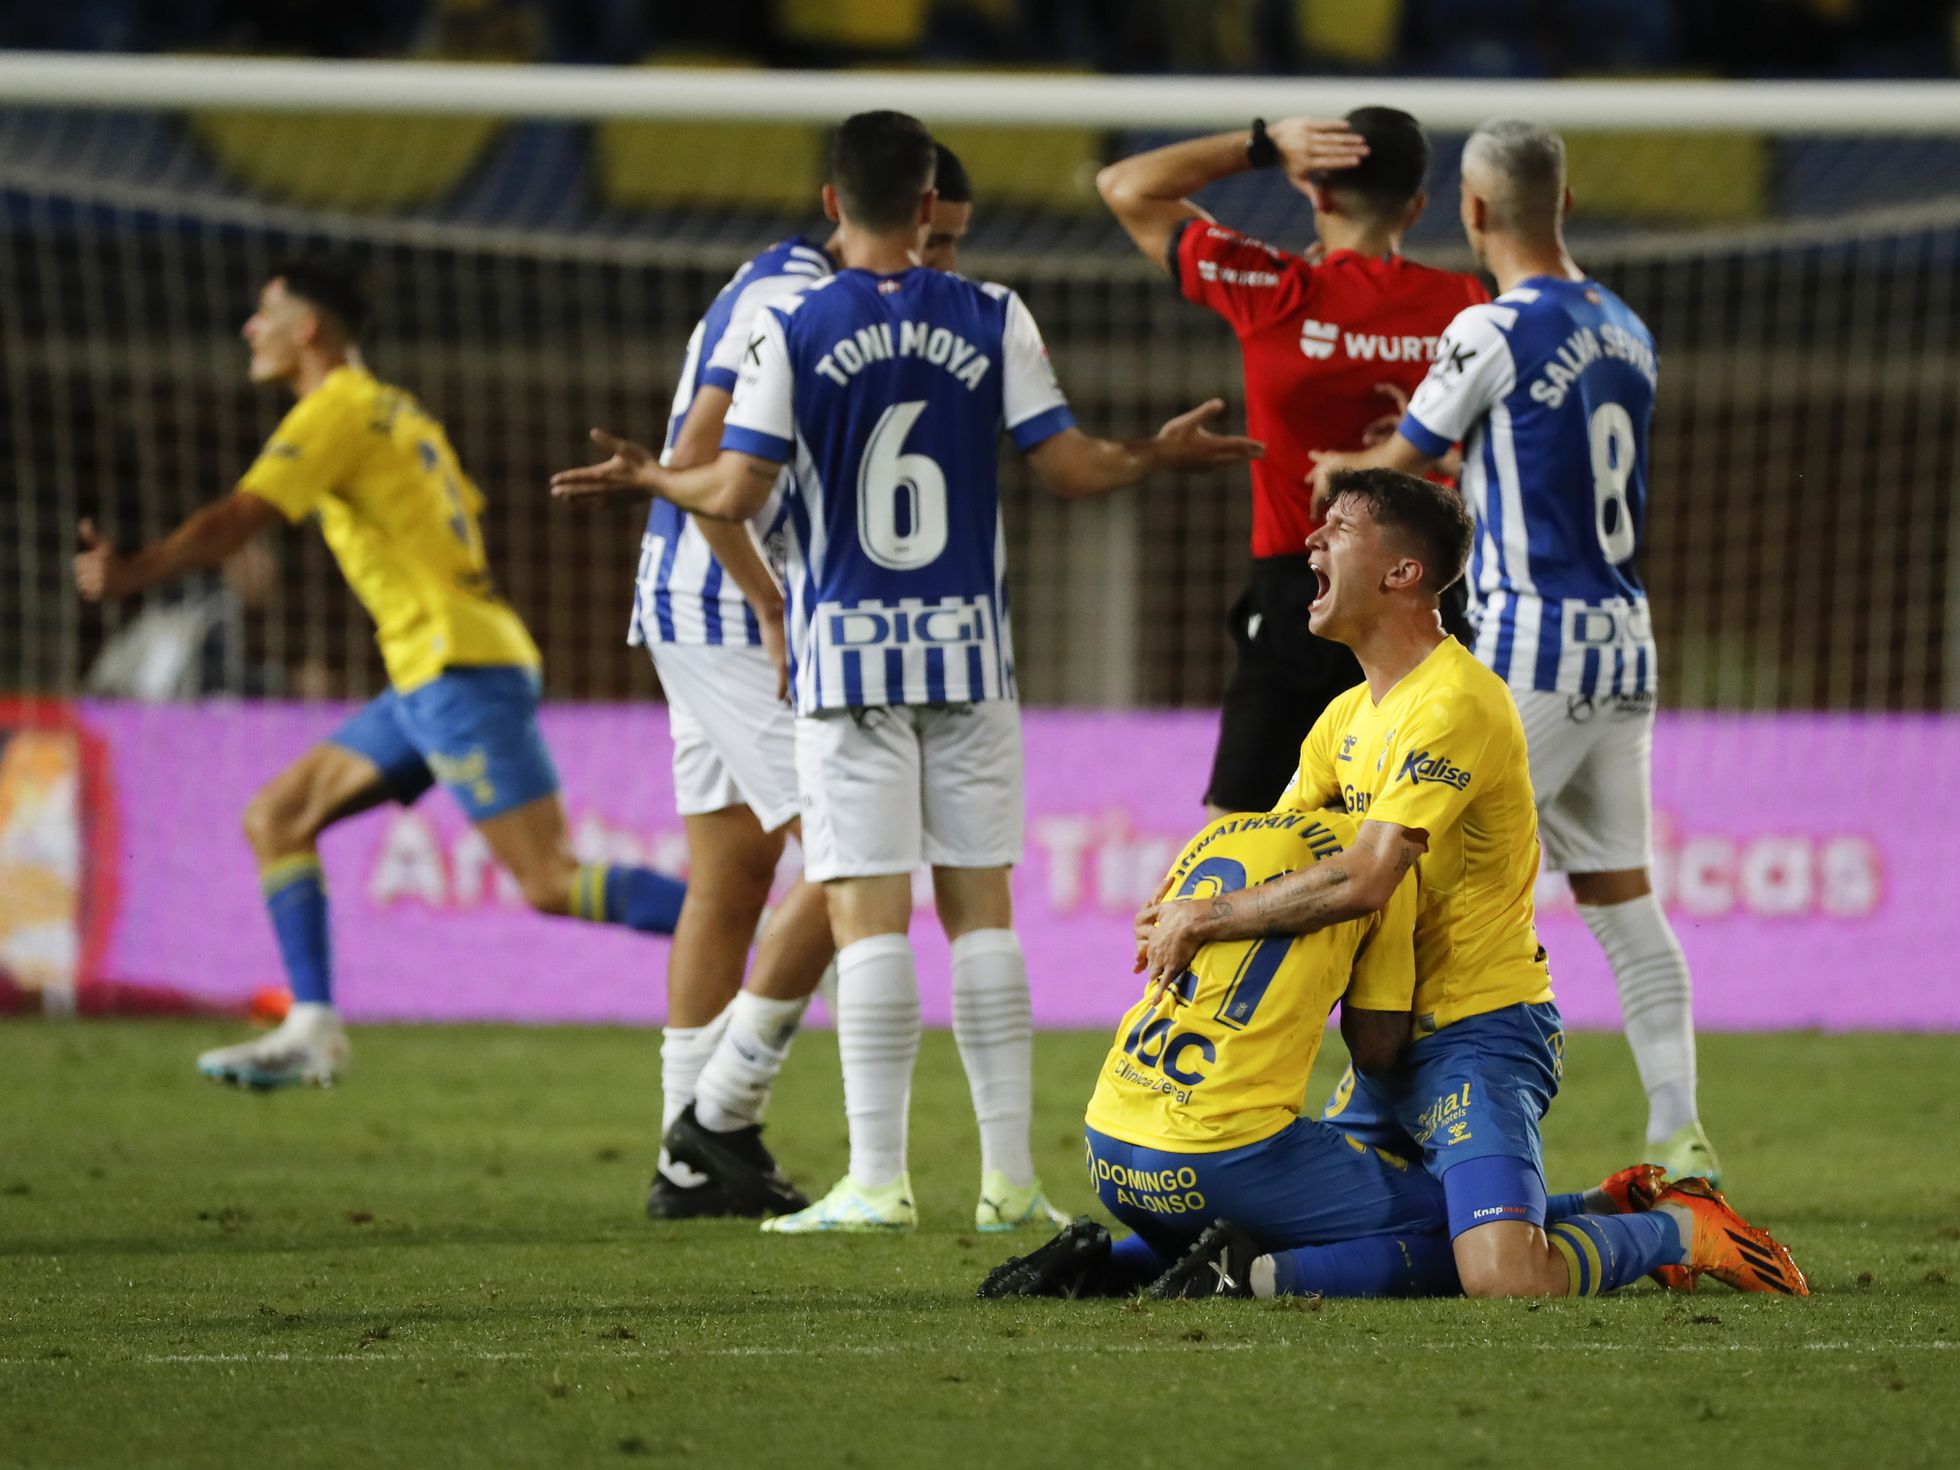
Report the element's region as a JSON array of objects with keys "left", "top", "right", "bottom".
[{"left": 64, "top": 700, "right": 1957, "bottom": 1030}]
